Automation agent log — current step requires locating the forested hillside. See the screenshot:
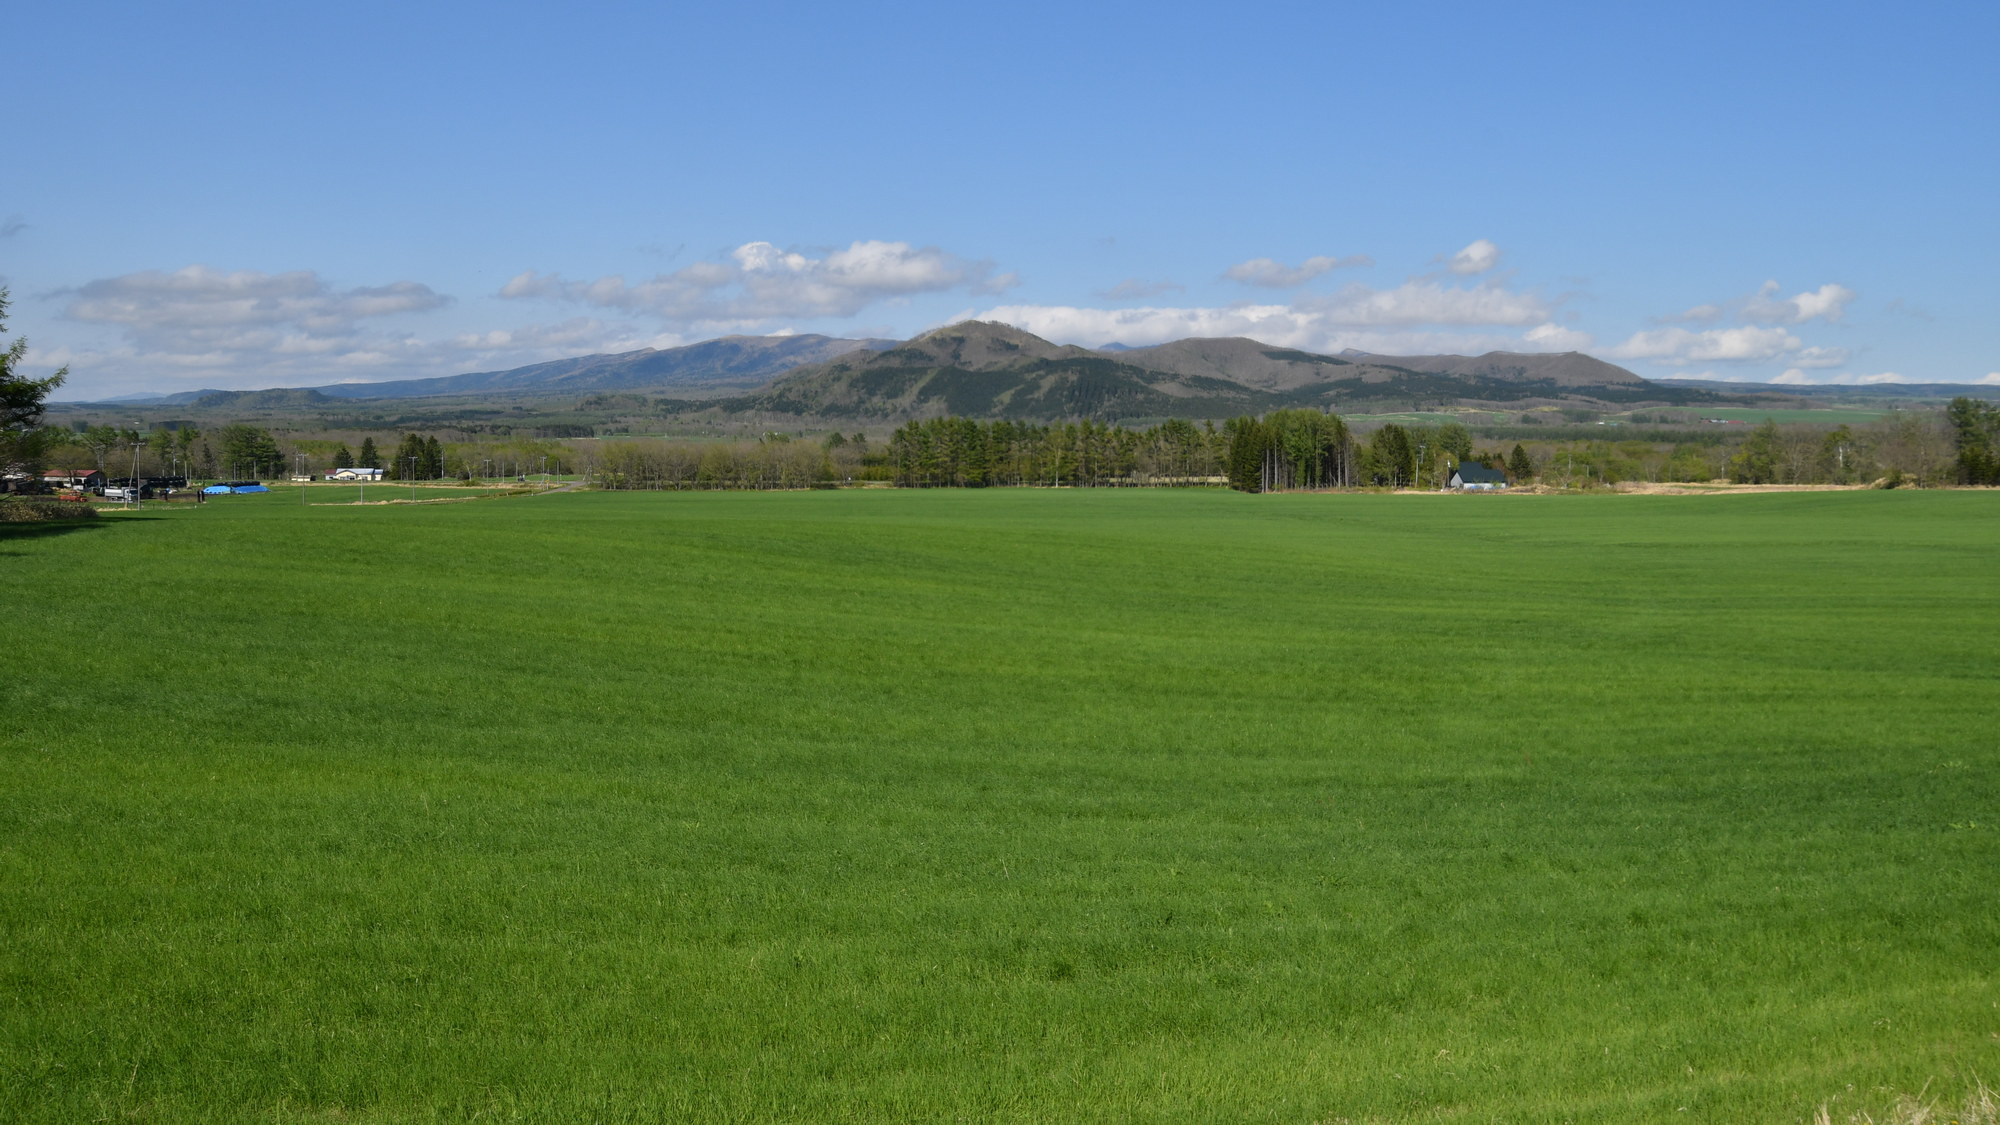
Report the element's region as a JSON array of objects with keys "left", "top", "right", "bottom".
[{"left": 729, "top": 322, "right": 1720, "bottom": 421}]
